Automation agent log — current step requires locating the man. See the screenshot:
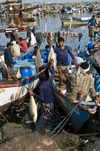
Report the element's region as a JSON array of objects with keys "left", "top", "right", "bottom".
[
  {"left": 32, "top": 46, "right": 39, "bottom": 57},
  {"left": 4, "top": 43, "right": 14, "bottom": 81},
  {"left": 10, "top": 30, "right": 20, "bottom": 44},
  {"left": 26, "top": 26, "right": 36, "bottom": 47},
  {"left": 19, "top": 37, "right": 28, "bottom": 52},
  {"left": 29, "top": 60, "right": 60, "bottom": 136},
  {"left": 51, "top": 37, "right": 77, "bottom": 87},
  {"left": 15, "top": 14, "right": 23, "bottom": 26},
  {"left": 87, "top": 15, "right": 97, "bottom": 41},
  {"left": 66, "top": 62, "right": 96, "bottom": 103},
  {"left": 11, "top": 41, "right": 21, "bottom": 57}
]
